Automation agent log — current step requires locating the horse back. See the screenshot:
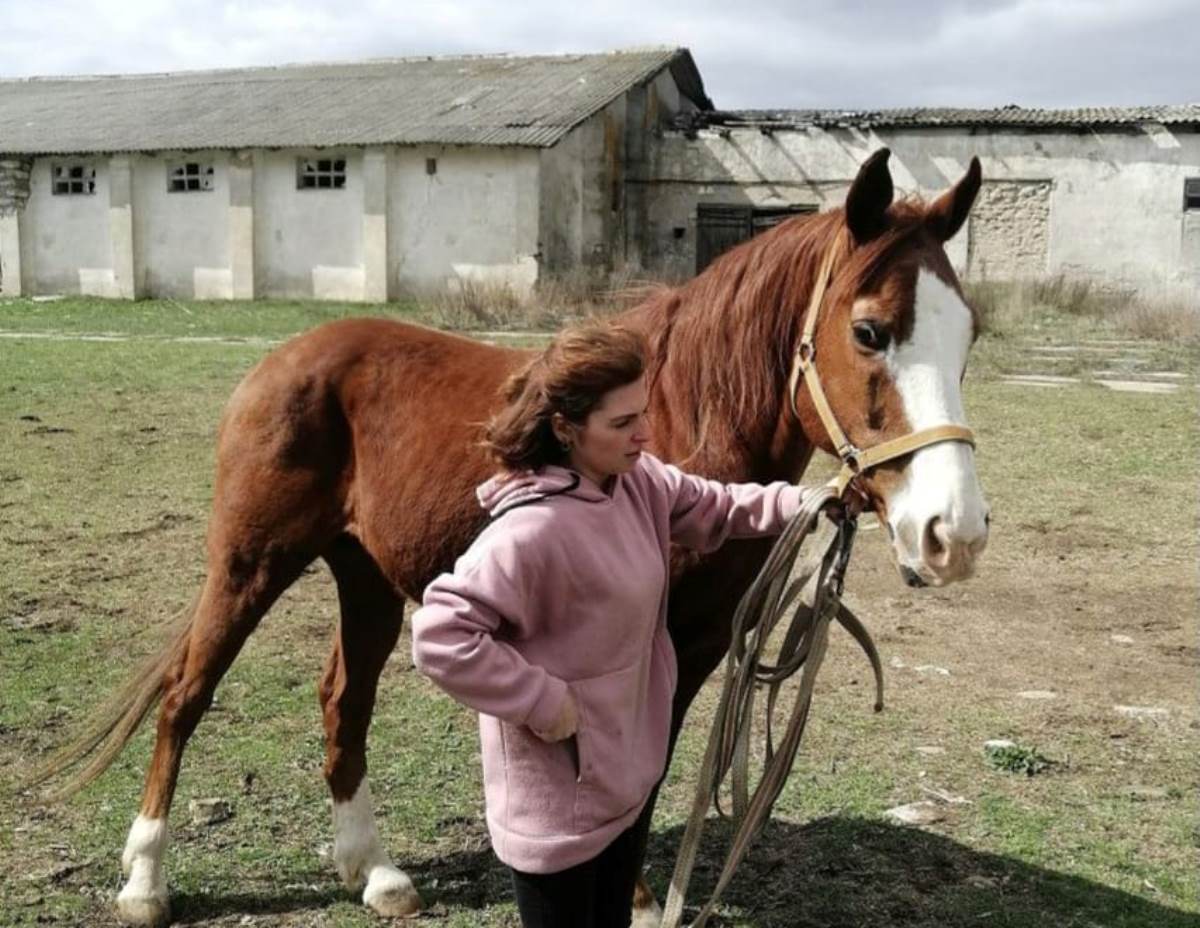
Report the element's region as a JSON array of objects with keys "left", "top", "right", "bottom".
[{"left": 214, "top": 318, "right": 528, "bottom": 596}]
